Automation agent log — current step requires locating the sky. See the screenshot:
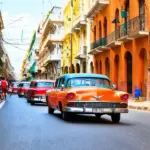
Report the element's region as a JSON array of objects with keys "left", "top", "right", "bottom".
[{"left": 0, "top": 0, "right": 69, "bottom": 79}]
